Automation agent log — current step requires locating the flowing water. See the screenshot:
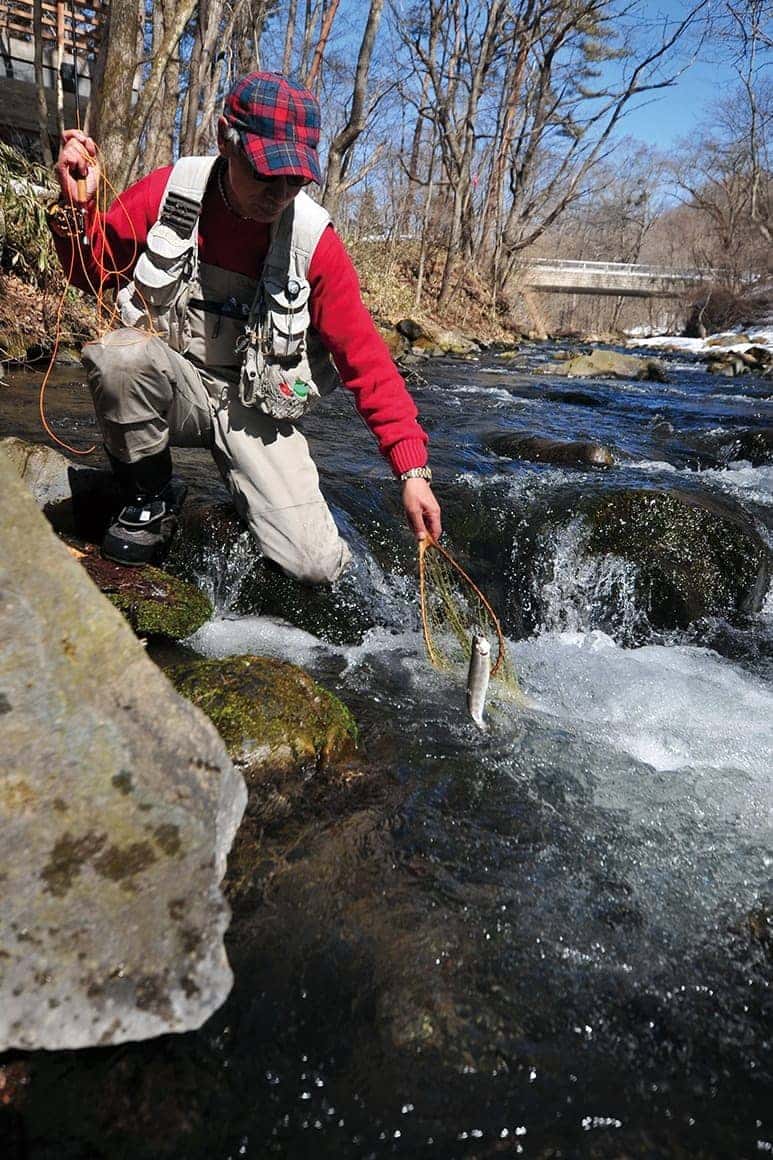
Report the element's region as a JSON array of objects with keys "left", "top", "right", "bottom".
[{"left": 1, "top": 343, "right": 771, "bottom": 1158}]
